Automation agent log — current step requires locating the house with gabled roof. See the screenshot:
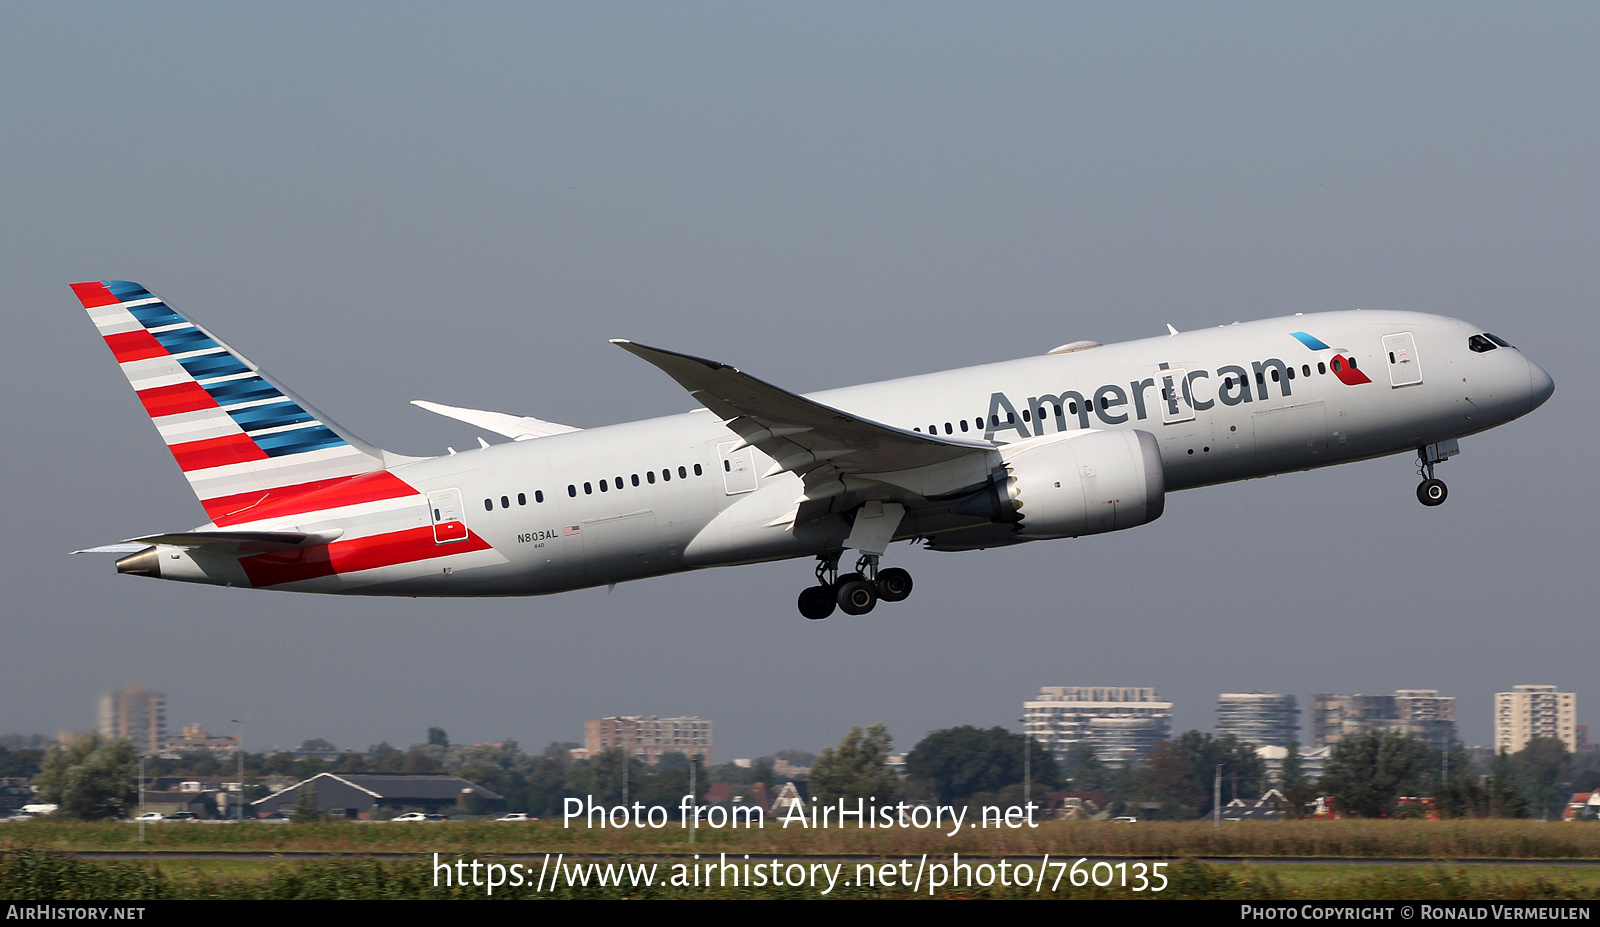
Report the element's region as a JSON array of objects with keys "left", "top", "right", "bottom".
[{"left": 251, "top": 772, "right": 503, "bottom": 819}]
